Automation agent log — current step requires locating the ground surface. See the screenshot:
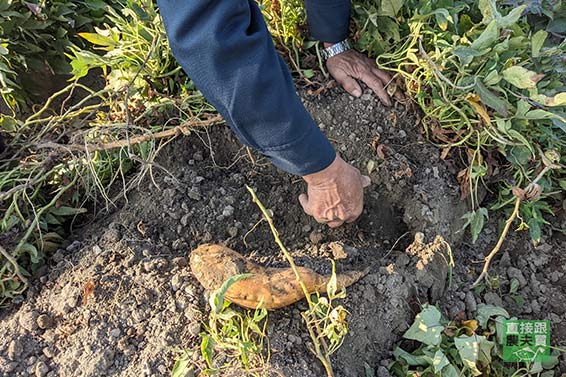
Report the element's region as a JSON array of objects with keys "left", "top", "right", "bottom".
[{"left": 0, "top": 88, "right": 565, "bottom": 376}]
